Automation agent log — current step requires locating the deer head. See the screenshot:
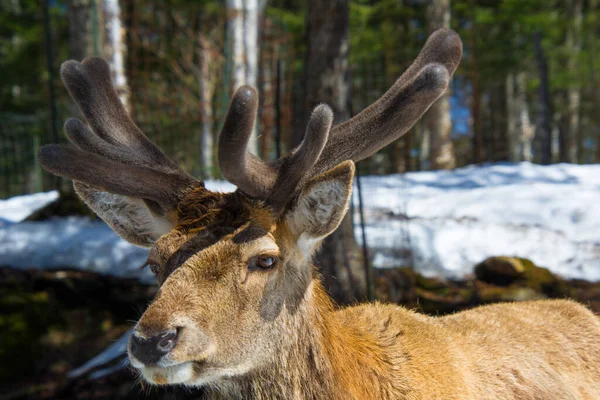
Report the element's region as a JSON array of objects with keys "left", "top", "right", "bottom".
[{"left": 39, "top": 29, "right": 462, "bottom": 388}]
